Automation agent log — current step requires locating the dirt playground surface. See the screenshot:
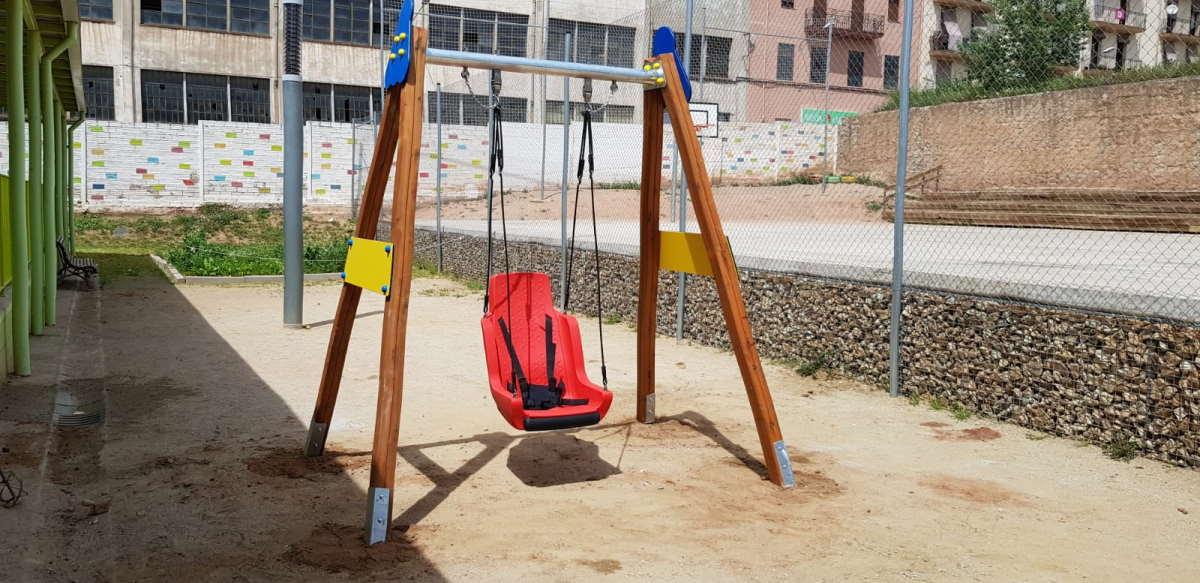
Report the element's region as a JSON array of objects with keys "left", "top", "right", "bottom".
[
  {"left": 2, "top": 274, "right": 1199, "bottom": 581},
  {"left": 415, "top": 183, "right": 888, "bottom": 224}
]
